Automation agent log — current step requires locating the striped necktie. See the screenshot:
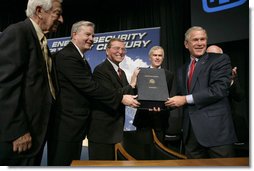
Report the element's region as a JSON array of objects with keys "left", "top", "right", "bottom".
[{"left": 41, "top": 36, "right": 56, "bottom": 99}]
